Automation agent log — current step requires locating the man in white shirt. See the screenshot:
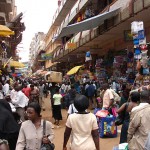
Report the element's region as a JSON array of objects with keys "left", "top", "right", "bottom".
[
  {"left": 102, "top": 84, "right": 114, "bottom": 109},
  {"left": 12, "top": 86, "right": 29, "bottom": 121},
  {"left": 10, "top": 86, "right": 18, "bottom": 100},
  {"left": 3, "top": 80, "right": 10, "bottom": 96}
]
